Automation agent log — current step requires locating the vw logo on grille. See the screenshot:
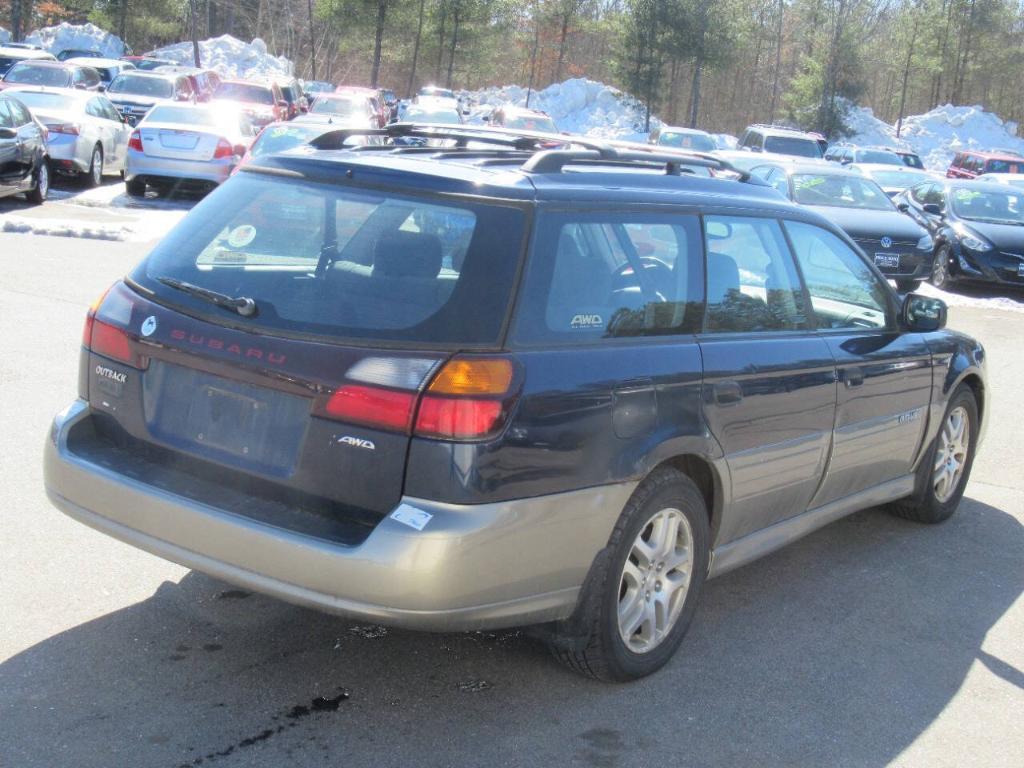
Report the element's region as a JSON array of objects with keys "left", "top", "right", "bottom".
[{"left": 880, "top": 236, "right": 893, "bottom": 249}]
